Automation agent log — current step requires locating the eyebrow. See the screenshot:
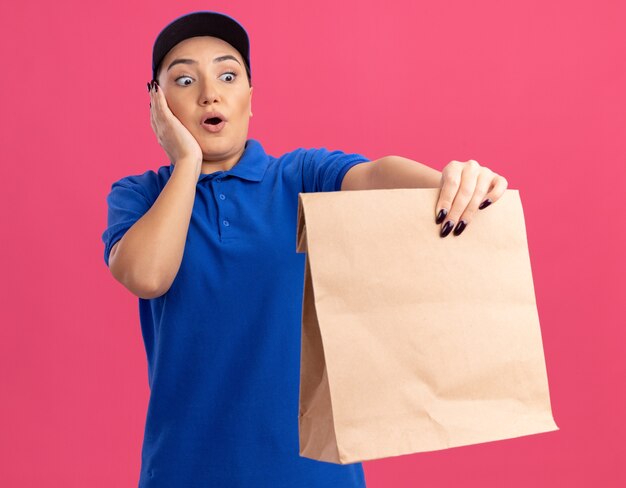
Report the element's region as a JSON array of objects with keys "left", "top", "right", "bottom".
[{"left": 166, "top": 55, "right": 242, "bottom": 72}]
